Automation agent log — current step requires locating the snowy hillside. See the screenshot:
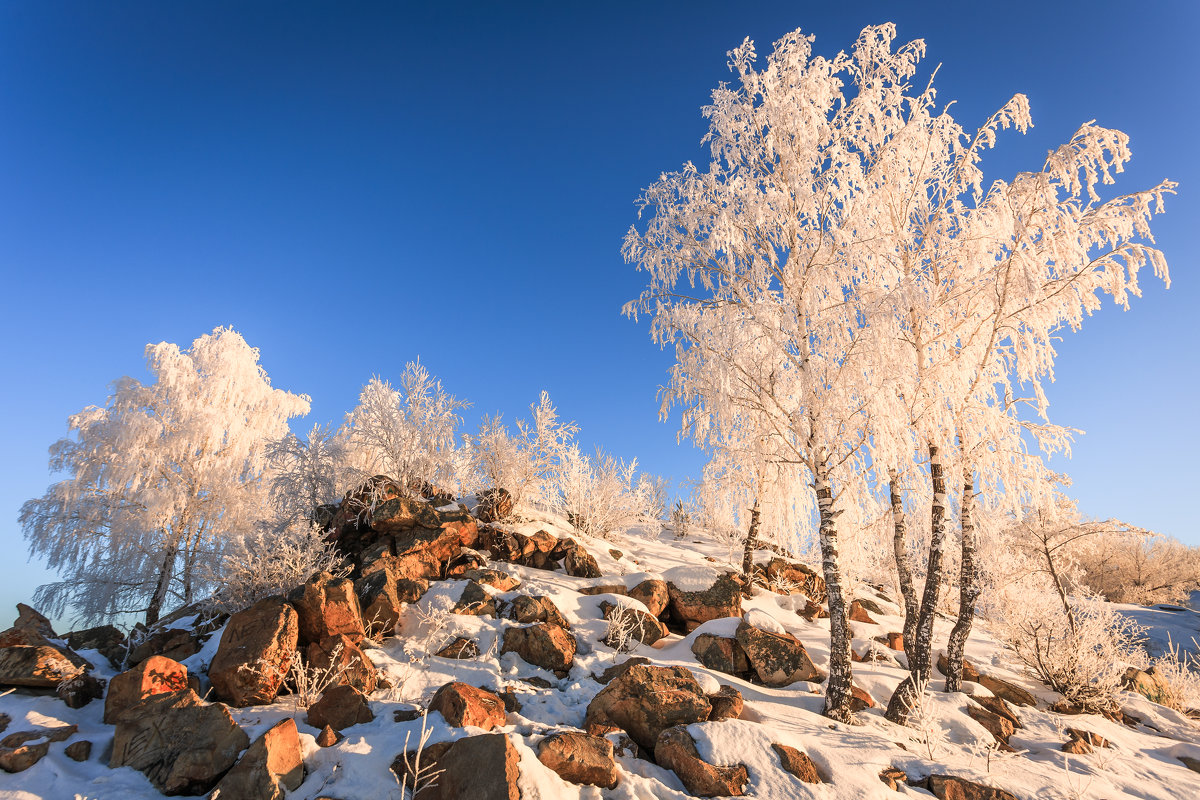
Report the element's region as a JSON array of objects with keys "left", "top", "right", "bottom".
[{"left": 2, "top": 505, "right": 1199, "bottom": 800}]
